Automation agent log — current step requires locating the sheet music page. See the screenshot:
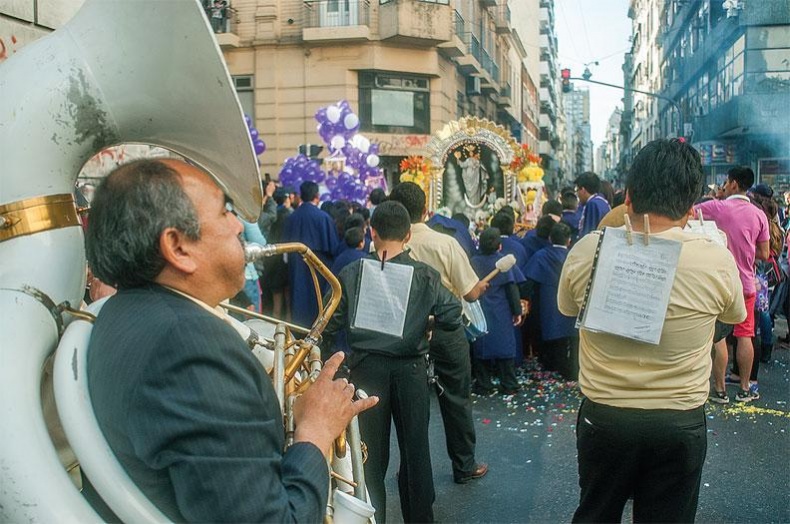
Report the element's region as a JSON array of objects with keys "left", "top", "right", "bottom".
[
  {"left": 685, "top": 221, "right": 727, "bottom": 246},
  {"left": 352, "top": 259, "right": 414, "bottom": 338},
  {"left": 580, "top": 228, "right": 682, "bottom": 345}
]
